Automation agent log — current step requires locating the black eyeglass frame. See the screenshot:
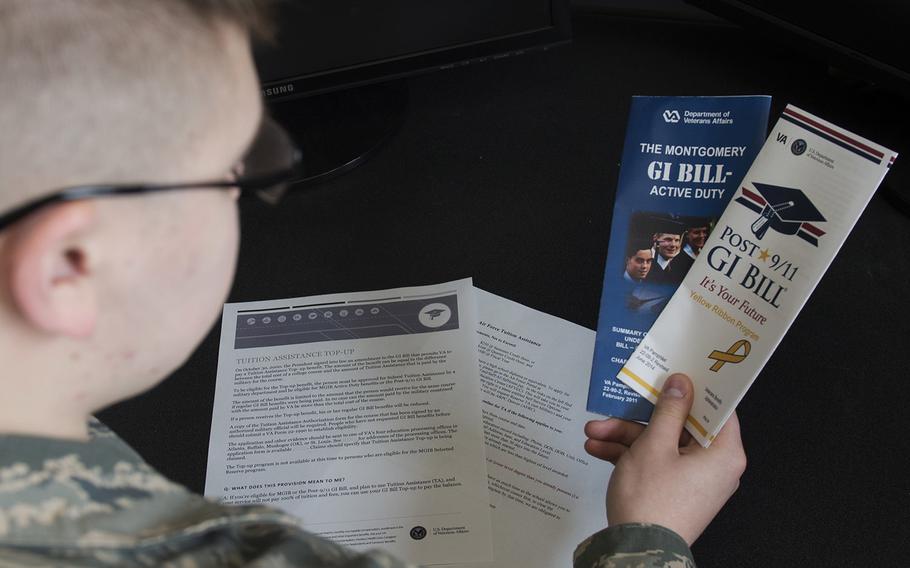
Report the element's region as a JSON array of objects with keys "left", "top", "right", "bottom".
[{"left": 0, "top": 119, "right": 302, "bottom": 232}]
